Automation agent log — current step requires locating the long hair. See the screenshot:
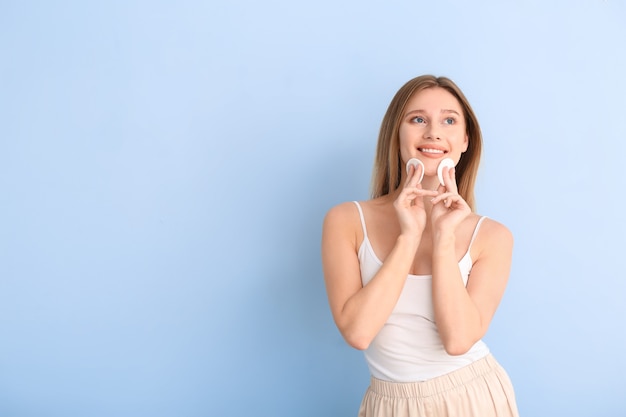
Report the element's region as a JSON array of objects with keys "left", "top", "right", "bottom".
[{"left": 370, "top": 75, "right": 483, "bottom": 211}]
